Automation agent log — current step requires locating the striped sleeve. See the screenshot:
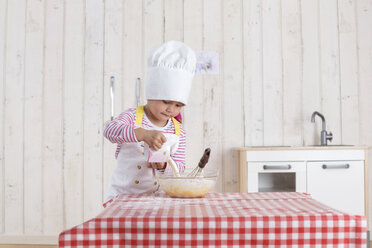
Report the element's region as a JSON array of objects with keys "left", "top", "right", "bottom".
[
  {"left": 170, "top": 124, "right": 186, "bottom": 173},
  {"left": 103, "top": 108, "right": 138, "bottom": 144}
]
